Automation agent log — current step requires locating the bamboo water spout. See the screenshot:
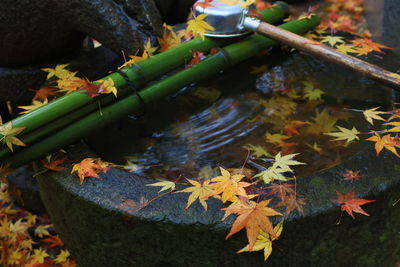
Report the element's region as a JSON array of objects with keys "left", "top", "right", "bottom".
[{"left": 4, "top": 16, "right": 321, "bottom": 168}]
